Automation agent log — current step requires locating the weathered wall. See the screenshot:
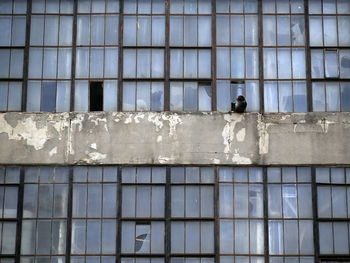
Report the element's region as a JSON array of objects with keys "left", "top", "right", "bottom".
[{"left": 0, "top": 112, "right": 349, "bottom": 165}]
